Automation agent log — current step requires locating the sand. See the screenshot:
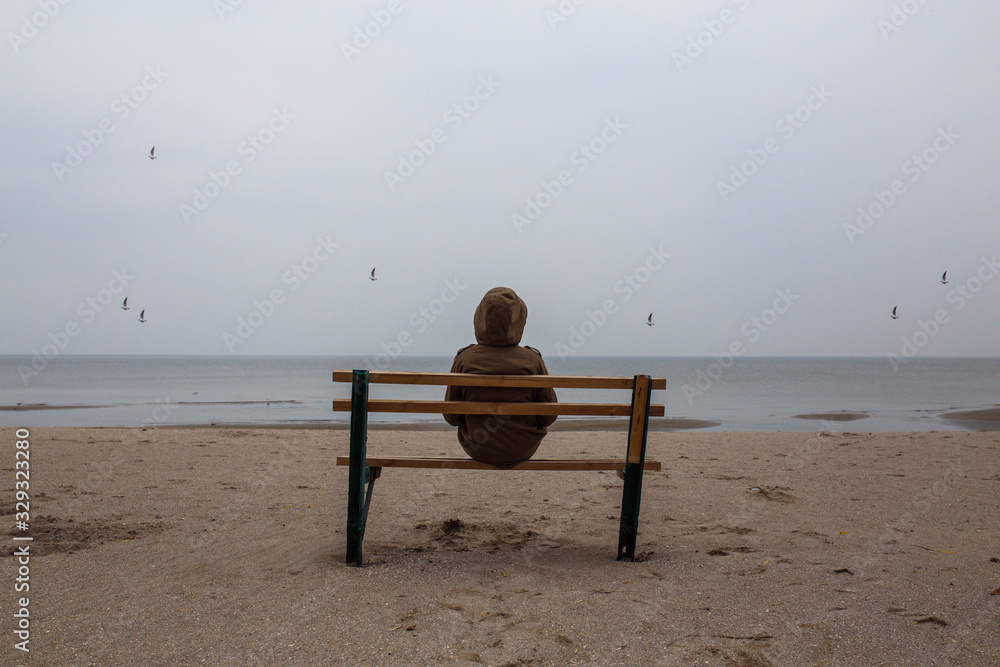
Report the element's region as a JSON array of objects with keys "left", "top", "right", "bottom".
[
  {"left": 792, "top": 413, "right": 869, "bottom": 422},
  {"left": 4, "top": 426, "right": 999, "bottom": 666},
  {"left": 941, "top": 407, "right": 1000, "bottom": 431}
]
